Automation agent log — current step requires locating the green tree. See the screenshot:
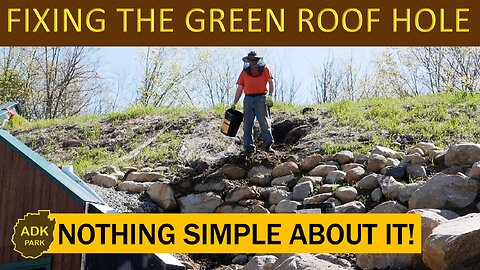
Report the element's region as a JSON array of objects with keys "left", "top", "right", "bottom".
[
  {"left": 33, "top": 47, "right": 104, "bottom": 119},
  {"left": 312, "top": 51, "right": 342, "bottom": 103},
  {"left": 268, "top": 53, "right": 301, "bottom": 104},
  {"left": 138, "top": 47, "right": 196, "bottom": 107},
  {"left": 191, "top": 48, "right": 237, "bottom": 106},
  {"left": 0, "top": 47, "right": 105, "bottom": 119},
  {"left": 0, "top": 48, "right": 35, "bottom": 117}
]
